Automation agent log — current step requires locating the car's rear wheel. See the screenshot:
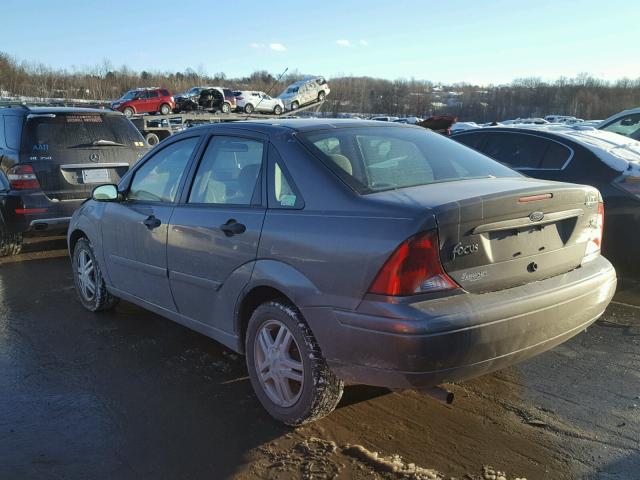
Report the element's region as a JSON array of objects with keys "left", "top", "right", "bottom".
[
  {"left": 273, "top": 105, "right": 283, "bottom": 115},
  {"left": 72, "top": 238, "right": 119, "bottom": 312},
  {"left": 244, "top": 104, "right": 255, "bottom": 114},
  {"left": 145, "top": 132, "right": 160, "bottom": 147},
  {"left": 246, "top": 300, "right": 344, "bottom": 425},
  {"left": 160, "top": 103, "right": 171, "bottom": 115},
  {"left": 122, "top": 107, "right": 134, "bottom": 118},
  {"left": 290, "top": 101, "right": 299, "bottom": 110},
  {"left": 221, "top": 102, "right": 231, "bottom": 114},
  {"left": 318, "top": 91, "right": 326, "bottom": 102},
  {"left": 0, "top": 228, "right": 23, "bottom": 257}
]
